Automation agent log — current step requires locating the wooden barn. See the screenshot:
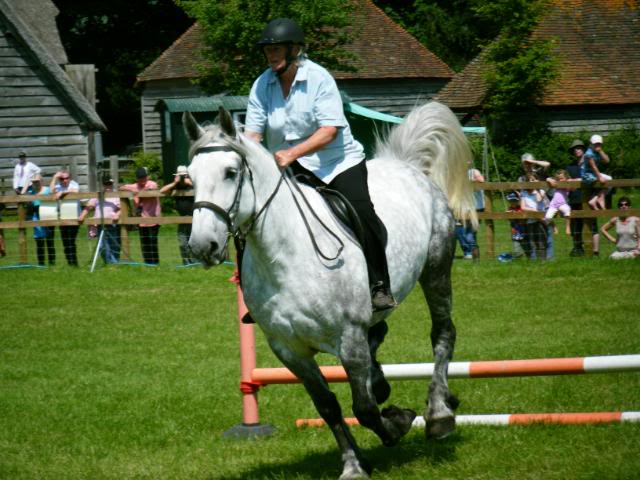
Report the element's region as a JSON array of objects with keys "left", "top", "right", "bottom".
[
  {"left": 436, "top": 0, "right": 640, "bottom": 135},
  {"left": 0, "top": 0, "right": 105, "bottom": 194},
  {"left": 136, "top": 0, "right": 453, "bottom": 156}
]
